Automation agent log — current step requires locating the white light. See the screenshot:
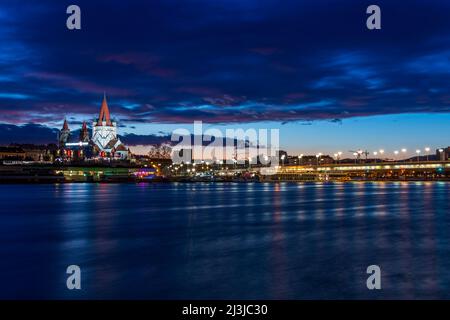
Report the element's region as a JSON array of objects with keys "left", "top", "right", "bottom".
[
  {"left": 394, "top": 150, "right": 399, "bottom": 155},
  {"left": 401, "top": 148, "right": 407, "bottom": 153},
  {"left": 416, "top": 149, "right": 421, "bottom": 154},
  {"left": 425, "top": 147, "right": 430, "bottom": 152},
  {"left": 373, "top": 151, "right": 378, "bottom": 156},
  {"left": 379, "top": 149, "right": 384, "bottom": 154},
  {"left": 65, "top": 142, "right": 89, "bottom": 146}
]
